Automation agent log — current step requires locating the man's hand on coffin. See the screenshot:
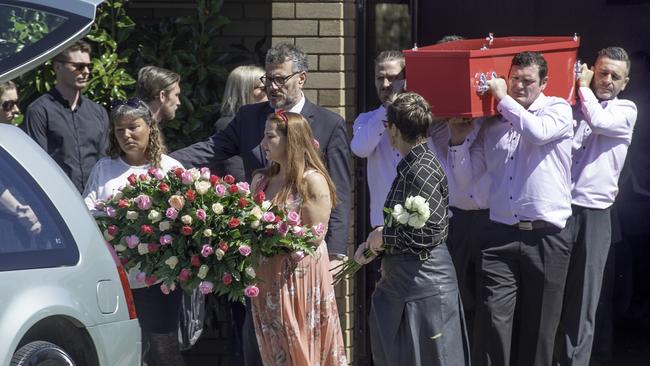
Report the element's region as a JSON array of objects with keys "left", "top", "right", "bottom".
[
  {"left": 448, "top": 119, "right": 475, "bottom": 146},
  {"left": 578, "top": 63, "right": 594, "bottom": 88},
  {"left": 487, "top": 77, "right": 508, "bottom": 101}
]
